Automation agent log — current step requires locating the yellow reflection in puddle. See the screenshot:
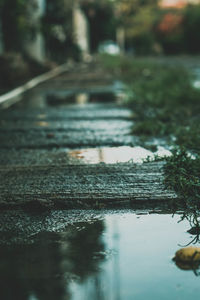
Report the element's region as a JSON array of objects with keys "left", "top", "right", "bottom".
[
  {"left": 35, "top": 121, "right": 49, "bottom": 127},
  {"left": 68, "top": 146, "right": 171, "bottom": 164},
  {"left": 76, "top": 93, "right": 89, "bottom": 105}
]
